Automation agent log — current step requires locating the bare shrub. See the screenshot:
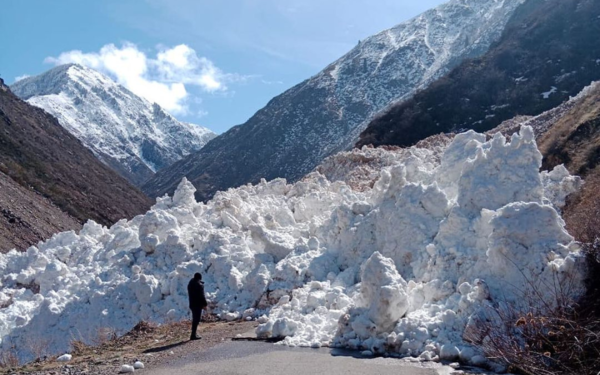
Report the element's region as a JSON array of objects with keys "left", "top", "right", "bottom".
[
  {"left": 131, "top": 321, "right": 157, "bottom": 336},
  {"left": 467, "top": 243, "right": 600, "bottom": 375},
  {"left": 68, "top": 325, "right": 120, "bottom": 354},
  {"left": 92, "top": 327, "right": 118, "bottom": 346},
  {"left": 0, "top": 343, "right": 19, "bottom": 369},
  {"left": 468, "top": 305, "right": 600, "bottom": 374},
  {"left": 25, "top": 336, "right": 51, "bottom": 362},
  {"left": 474, "top": 161, "right": 600, "bottom": 374},
  {"left": 69, "top": 339, "right": 88, "bottom": 356}
]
